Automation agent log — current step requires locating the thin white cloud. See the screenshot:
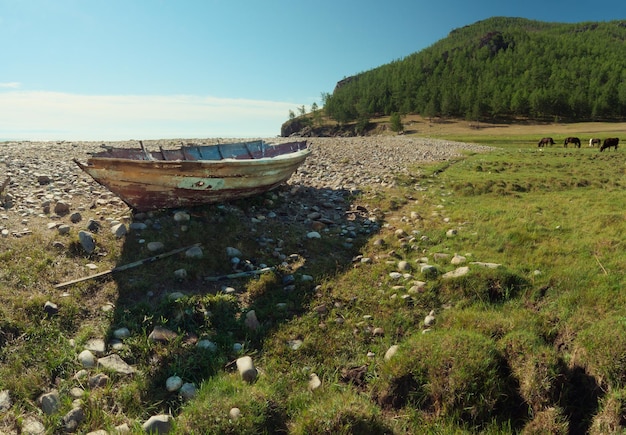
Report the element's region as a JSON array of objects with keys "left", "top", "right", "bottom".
[
  {"left": 0, "top": 91, "right": 296, "bottom": 141},
  {"left": 0, "top": 82, "right": 21, "bottom": 89}
]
